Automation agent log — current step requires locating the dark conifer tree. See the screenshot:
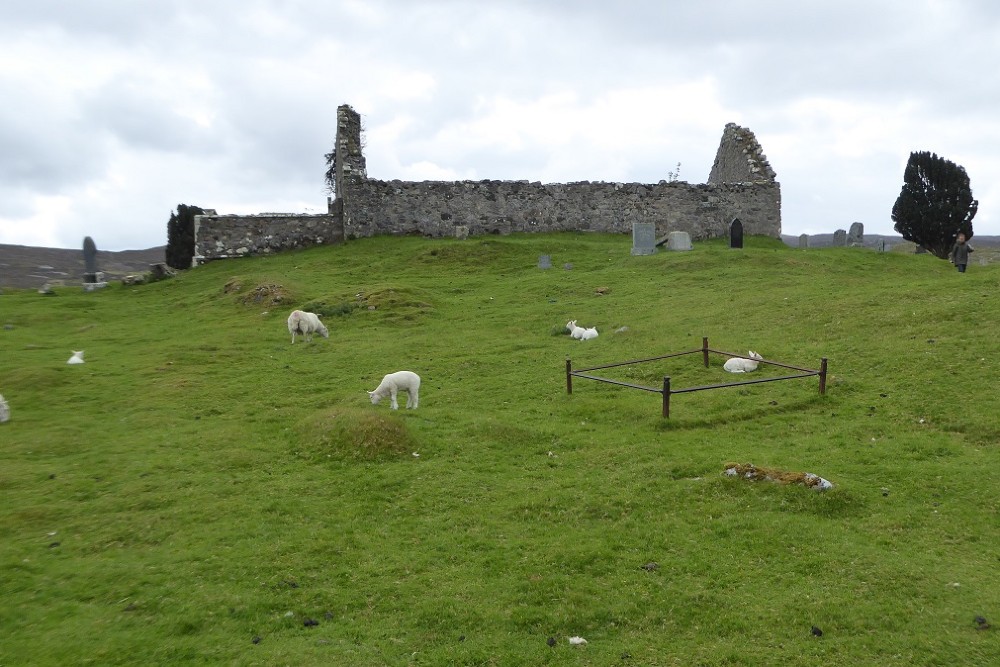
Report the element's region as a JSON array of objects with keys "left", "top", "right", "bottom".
[
  {"left": 891, "top": 151, "right": 977, "bottom": 259},
  {"left": 165, "top": 204, "right": 204, "bottom": 270}
]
